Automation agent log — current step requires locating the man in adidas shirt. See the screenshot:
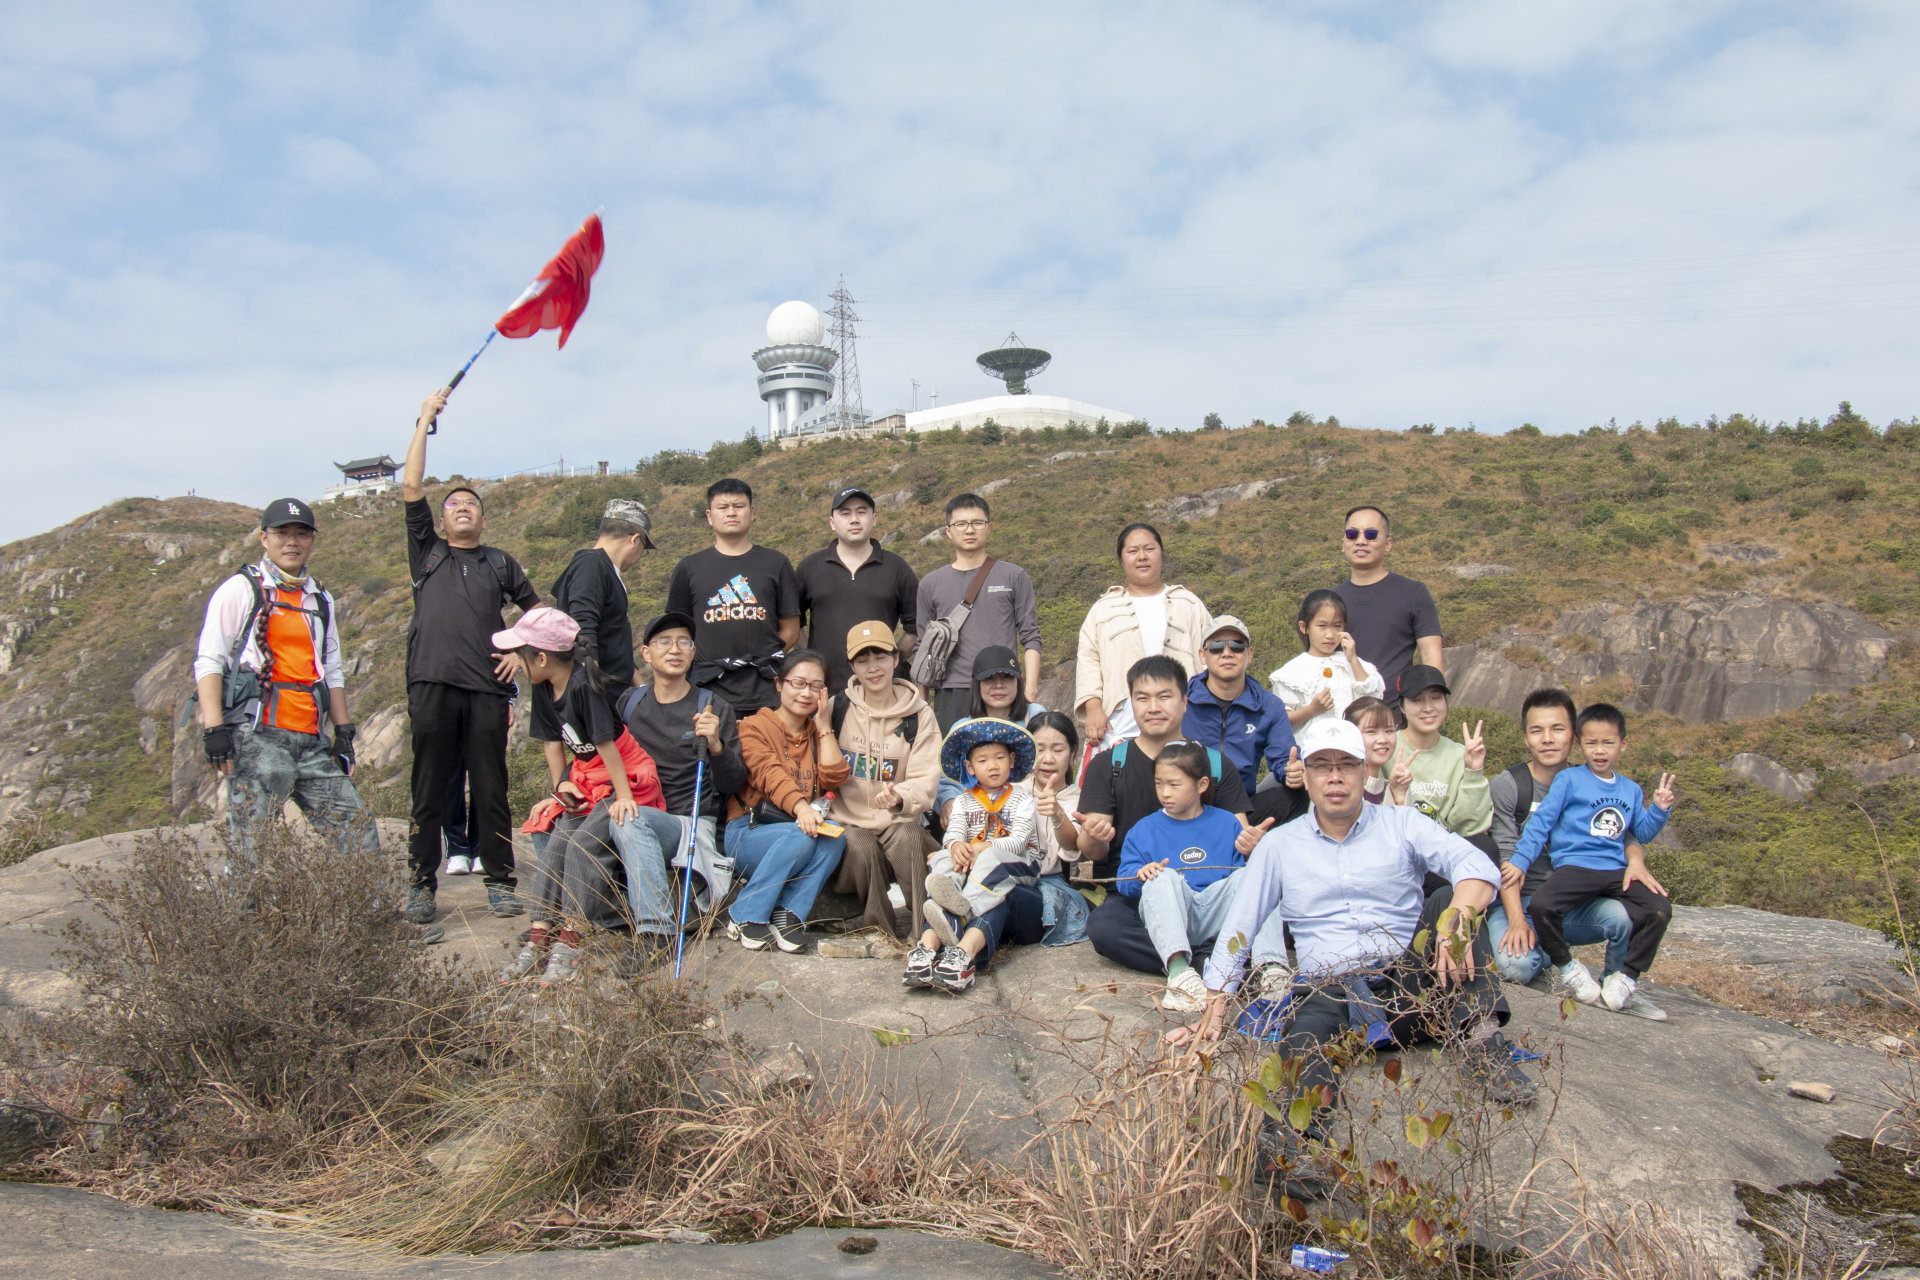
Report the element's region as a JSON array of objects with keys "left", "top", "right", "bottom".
[
  {"left": 665, "top": 478, "right": 801, "bottom": 715},
  {"left": 194, "top": 498, "right": 376, "bottom": 863}
]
